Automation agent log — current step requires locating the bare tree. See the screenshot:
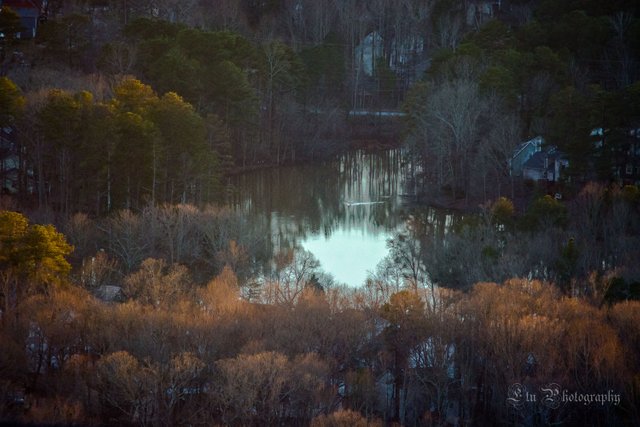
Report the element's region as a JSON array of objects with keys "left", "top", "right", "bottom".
[
  {"left": 123, "top": 258, "right": 192, "bottom": 308},
  {"left": 476, "top": 107, "right": 522, "bottom": 200},
  {"left": 77, "top": 250, "right": 120, "bottom": 291},
  {"left": 101, "top": 41, "right": 138, "bottom": 77},
  {"left": 413, "top": 74, "right": 494, "bottom": 201},
  {"left": 216, "top": 351, "right": 289, "bottom": 424},
  {"left": 262, "top": 247, "right": 321, "bottom": 306},
  {"left": 159, "top": 352, "right": 205, "bottom": 425},
  {"left": 100, "top": 209, "right": 151, "bottom": 272},
  {"left": 96, "top": 351, "right": 156, "bottom": 425},
  {"left": 145, "top": 204, "right": 201, "bottom": 265},
  {"left": 198, "top": 265, "right": 242, "bottom": 317},
  {"left": 152, "top": 0, "right": 199, "bottom": 24},
  {"left": 432, "top": 5, "right": 464, "bottom": 51}
]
